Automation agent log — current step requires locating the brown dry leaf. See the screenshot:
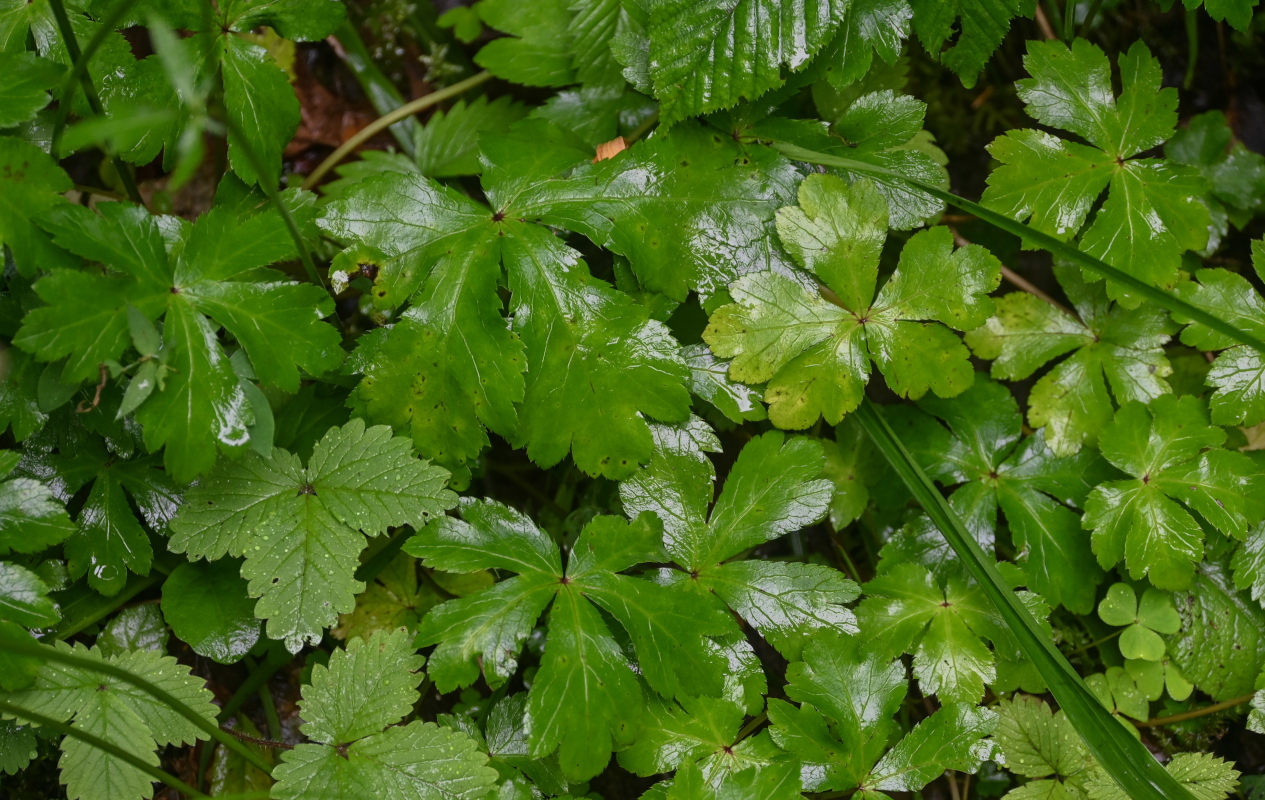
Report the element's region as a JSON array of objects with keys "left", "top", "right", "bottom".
[{"left": 593, "top": 136, "right": 627, "bottom": 162}]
